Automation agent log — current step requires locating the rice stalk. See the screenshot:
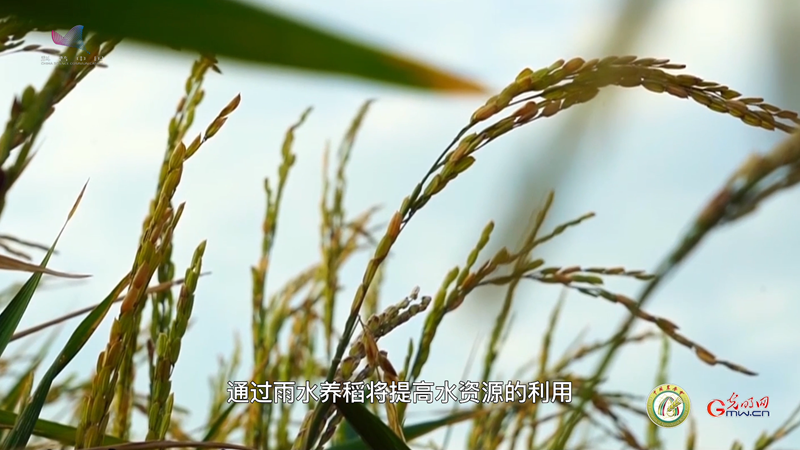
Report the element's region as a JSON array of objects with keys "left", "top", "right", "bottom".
[
  {"left": 247, "top": 106, "right": 309, "bottom": 450},
  {"left": 146, "top": 241, "right": 206, "bottom": 440}
]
